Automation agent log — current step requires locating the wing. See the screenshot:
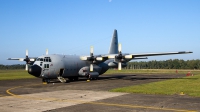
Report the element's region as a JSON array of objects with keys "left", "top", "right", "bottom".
[
  {"left": 80, "top": 44, "right": 193, "bottom": 71},
  {"left": 129, "top": 51, "right": 193, "bottom": 58},
  {"left": 7, "top": 58, "right": 23, "bottom": 61},
  {"left": 131, "top": 57, "right": 148, "bottom": 59},
  {"left": 105, "top": 51, "right": 192, "bottom": 59},
  {"left": 7, "top": 57, "right": 37, "bottom": 61}
]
